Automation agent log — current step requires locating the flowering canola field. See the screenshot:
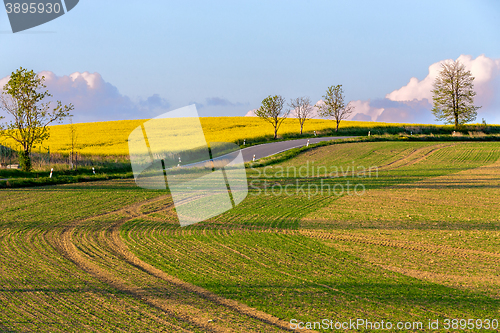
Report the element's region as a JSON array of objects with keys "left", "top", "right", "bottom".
[{"left": 0, "top": 117, "right": 401, "bottom": 156}]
